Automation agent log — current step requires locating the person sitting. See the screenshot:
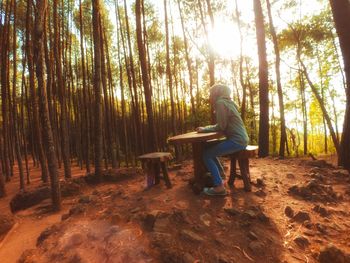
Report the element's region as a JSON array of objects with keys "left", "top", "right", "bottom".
[{"left": 197, "top": 84, "right": 249, "bottom": 196}]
